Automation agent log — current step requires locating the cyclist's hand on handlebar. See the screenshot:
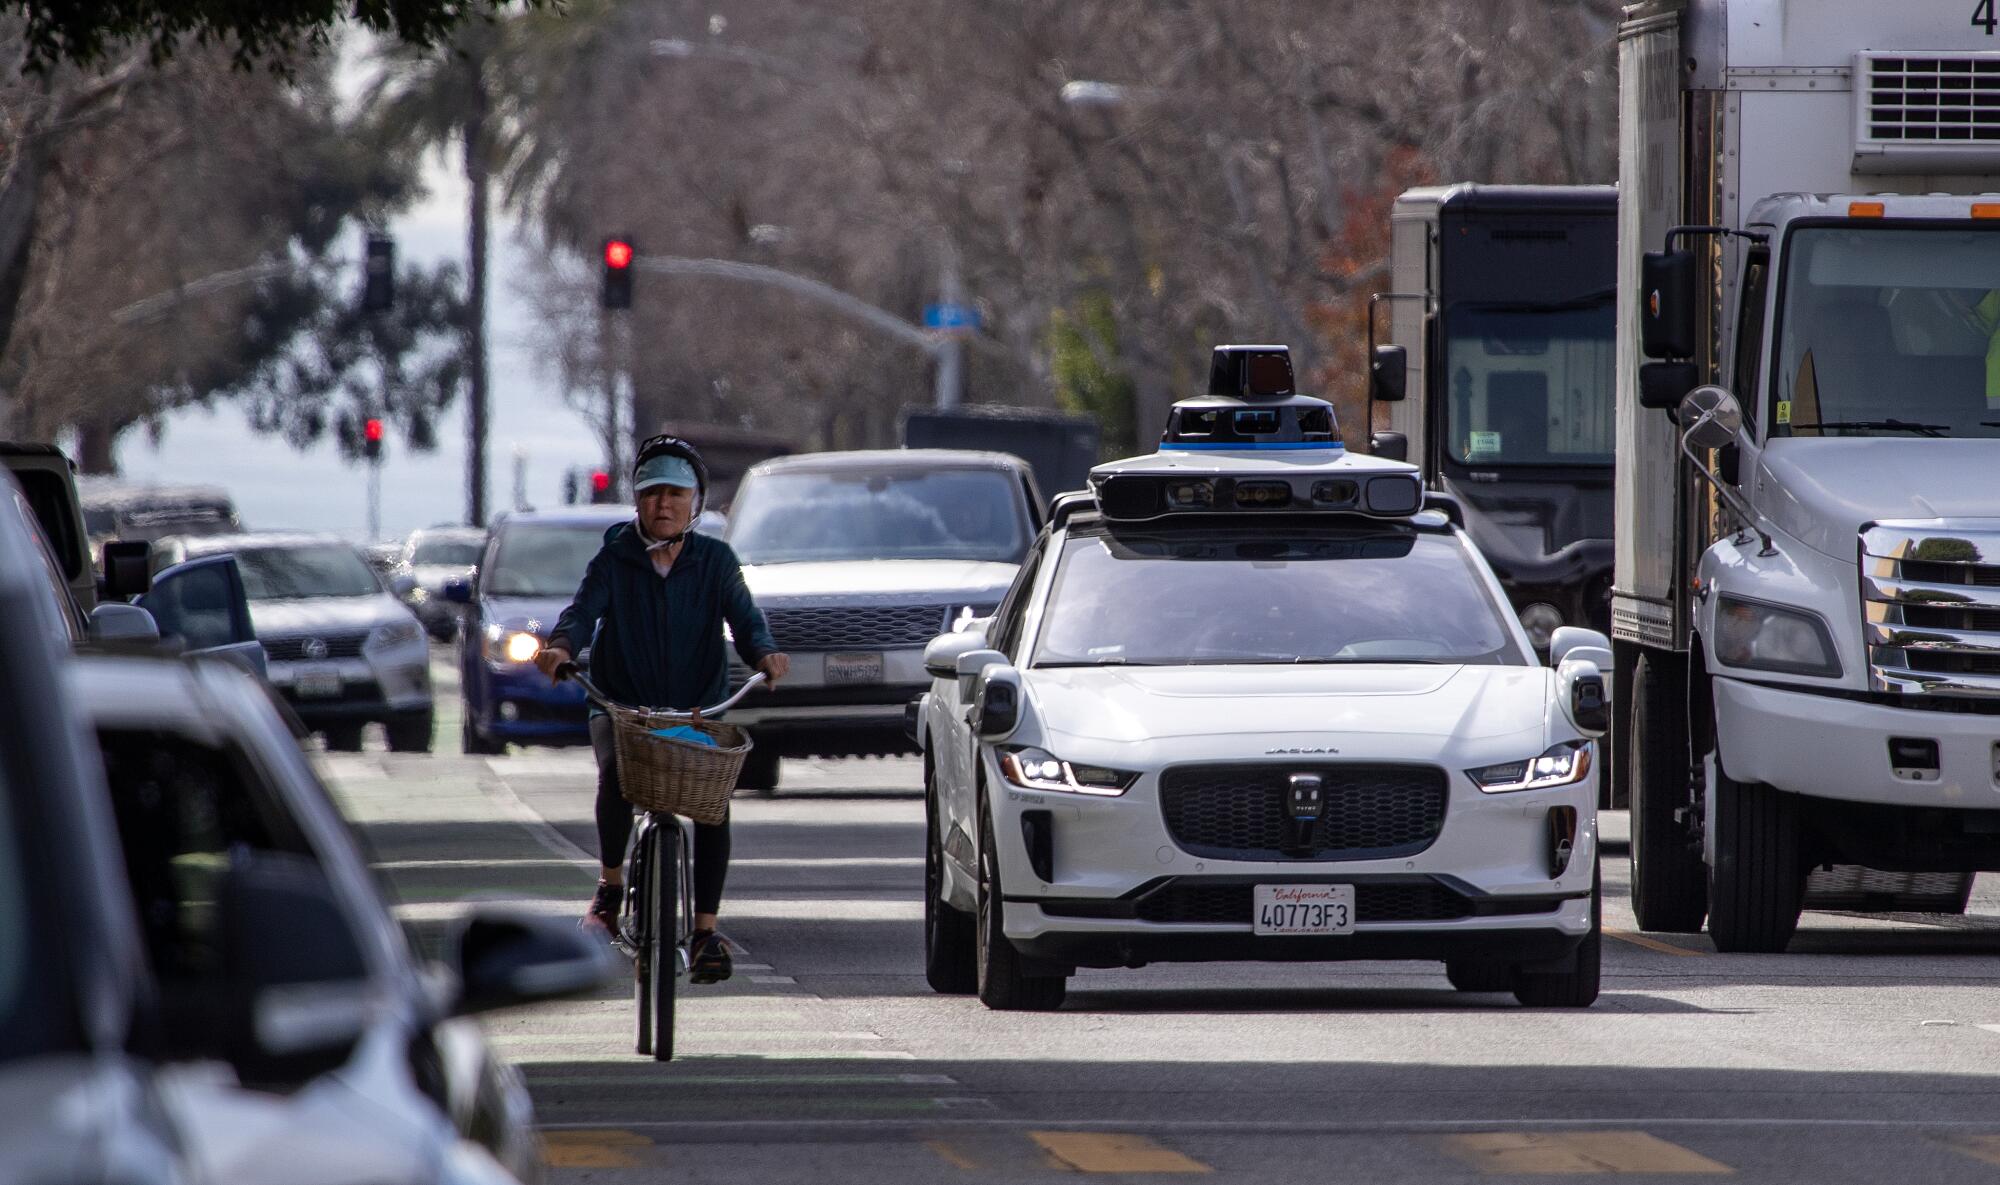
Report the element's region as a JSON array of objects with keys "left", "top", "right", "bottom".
[
  {"left": 535, "top": 646, "right": 573, "bottom": 685},
  {"left": 757, "top": 652, "right": 790, "bottom": 687}
]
